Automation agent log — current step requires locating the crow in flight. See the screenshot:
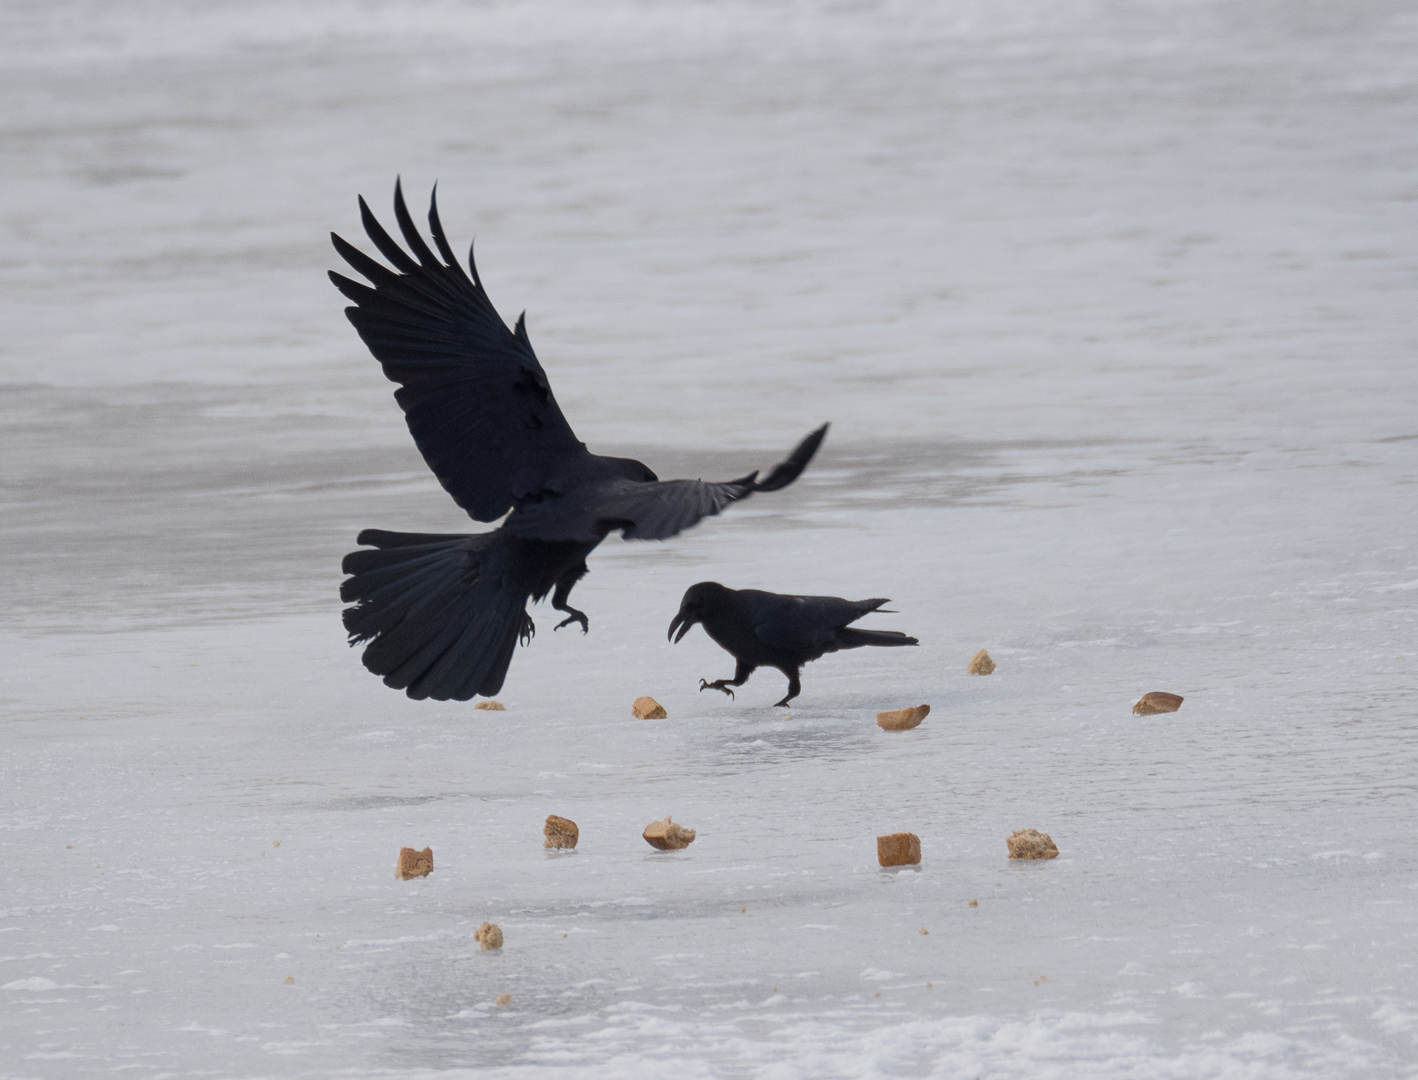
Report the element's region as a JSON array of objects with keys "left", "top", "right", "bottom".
[
  {"left": 667, "top": 582, "right": 918, "bottom": 707},
  {"left": 330, "top": 182, "right": 828, "bottom": 701}
]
